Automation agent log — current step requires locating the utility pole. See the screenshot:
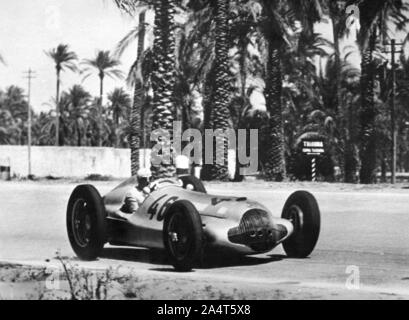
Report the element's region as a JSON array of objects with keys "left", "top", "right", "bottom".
[
  {"left": 385, "top": 39, "right": 403, "bottom": 184},
  {"left": 23, "top": 68, "right": 36, "bottom": 179}
]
